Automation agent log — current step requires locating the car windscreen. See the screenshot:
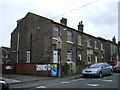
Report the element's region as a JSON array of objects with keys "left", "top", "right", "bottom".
[{"left": 90, "top": 63, "right": 103, "bottom": 68}]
